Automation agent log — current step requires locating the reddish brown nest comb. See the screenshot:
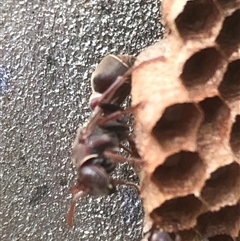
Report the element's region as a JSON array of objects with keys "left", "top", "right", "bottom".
[{"left": 131, "top": 0, "right": 240, "bottom": 240}]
